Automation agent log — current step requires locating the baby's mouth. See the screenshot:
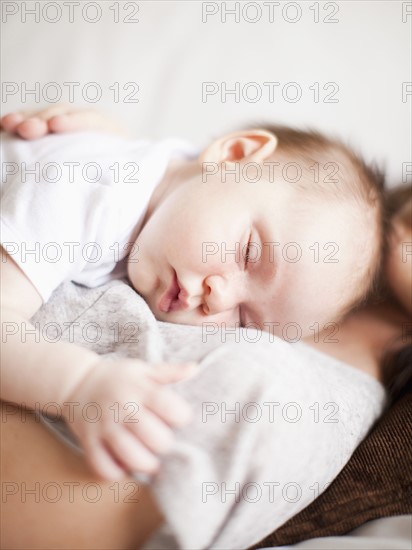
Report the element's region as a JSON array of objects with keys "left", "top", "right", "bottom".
[{"left": 158, "top": 270, "right": 190, "bottom": 313}]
